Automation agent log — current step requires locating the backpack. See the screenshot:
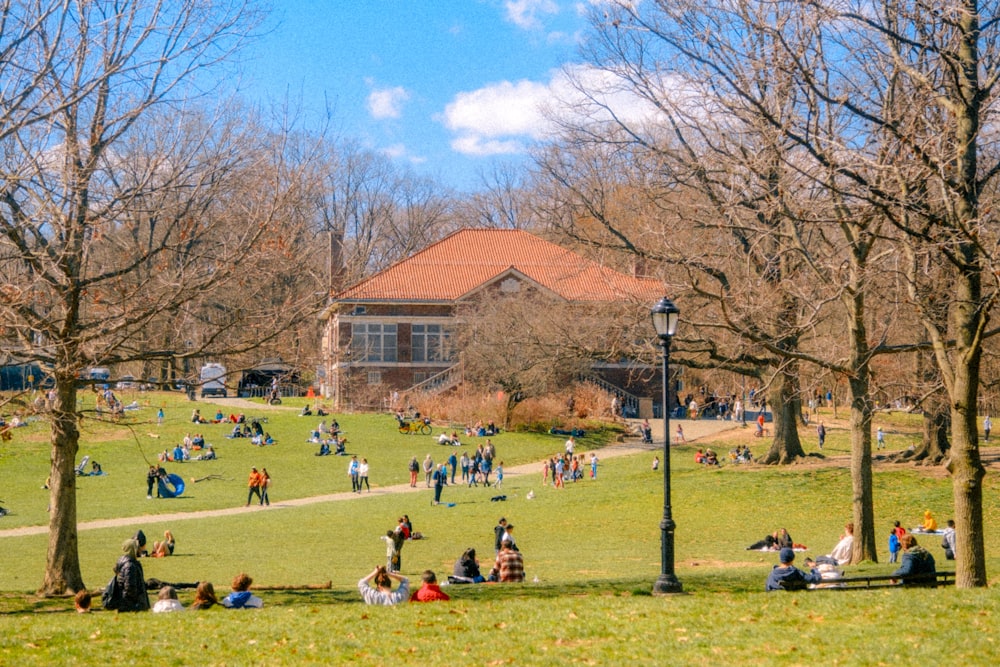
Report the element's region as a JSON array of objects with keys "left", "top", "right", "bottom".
[{"left": 102, "top": 572, "right": 122, "bottom": 610}]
